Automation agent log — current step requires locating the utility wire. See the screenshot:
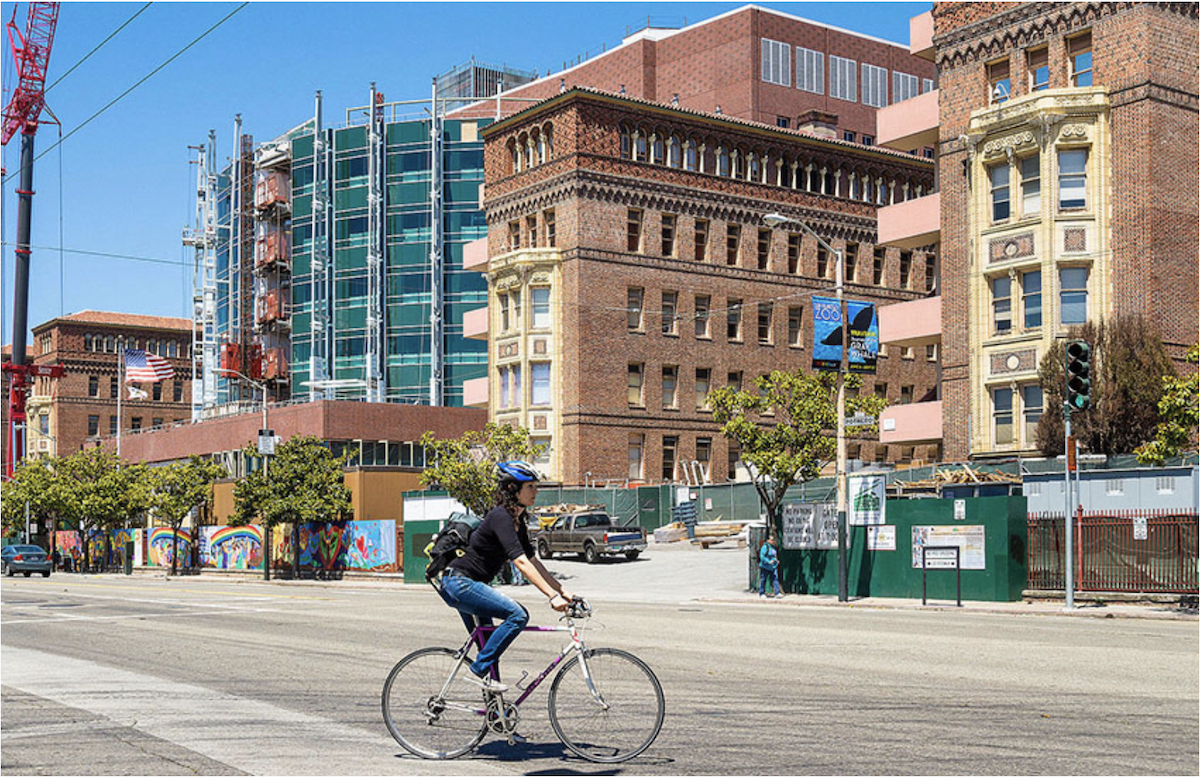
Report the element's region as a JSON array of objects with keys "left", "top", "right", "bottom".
[
  {"left": 44, "top": 3, "right": 154, "bottom": 94},
  {"left": 2, "top": 2, "right": 248, "bottom": 186}
]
